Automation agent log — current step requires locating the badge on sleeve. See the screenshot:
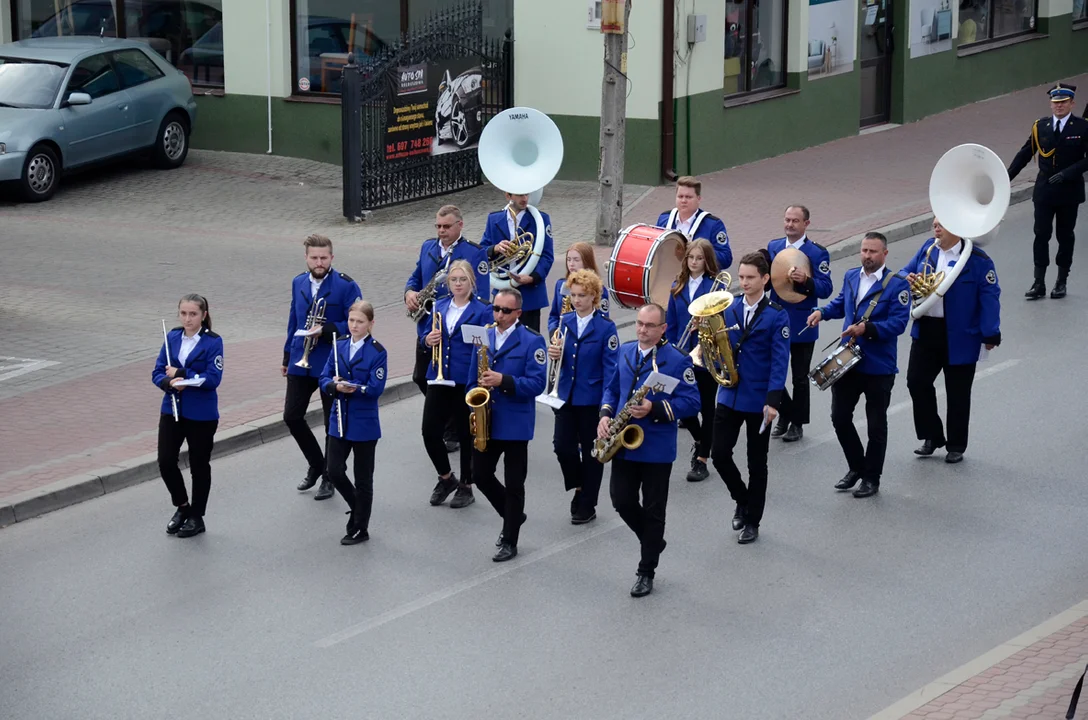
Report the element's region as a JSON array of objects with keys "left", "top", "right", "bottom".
[
  {"left": 608, "top": 334, "right": 619, "bottom": 351},
  {"left": 376, "top": 367, "right": 385, "bottom": 380},
  {"left": 986, "top": 269, "right": 997, "bottom": 285},
  {"left": 716, "top": 231, "right": 728, "bottom": 246},
  {"left": 477, "top": 260, "right": 489, "bottom": 275},
  {"left": 683, "top": 367, "right": 696, "bottom": 385},
  {"left": 601, "top": 296, "right": 610, "bottom": 312},
  {"left": 781, "top": 326, "right": 790, "bottom": 339},
  {"left": 214, "top": 355, "right": 224, "bottom": 371},
  {"left": 534, "top": 348, "right": 547, "bottom": 365},
  {"left": 819, "top": 260, "right": 830, "bottom": 274},
  {"left": 546, "top": 224, "right": 553, "bottom": 239},
  {"left": 898, "top": 290, "right": 910, "bottom": 306}
]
